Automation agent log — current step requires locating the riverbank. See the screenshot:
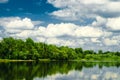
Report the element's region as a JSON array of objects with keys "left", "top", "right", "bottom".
[
  {"left": 0, "top": 59, "right": 35, "bottom": 62},
  {"left": 0, "top": 59, "right": 120, "bottom": 62}
]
